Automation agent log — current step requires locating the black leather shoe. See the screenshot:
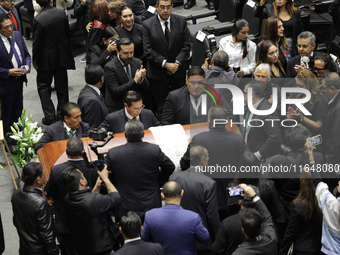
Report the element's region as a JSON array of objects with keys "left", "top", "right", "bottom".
[
  {"left": 207, "top": 1, "right": 215, "bottom": 10},
  {"left": 184, "top": 1, "right": 196, "bottom": 9}
]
